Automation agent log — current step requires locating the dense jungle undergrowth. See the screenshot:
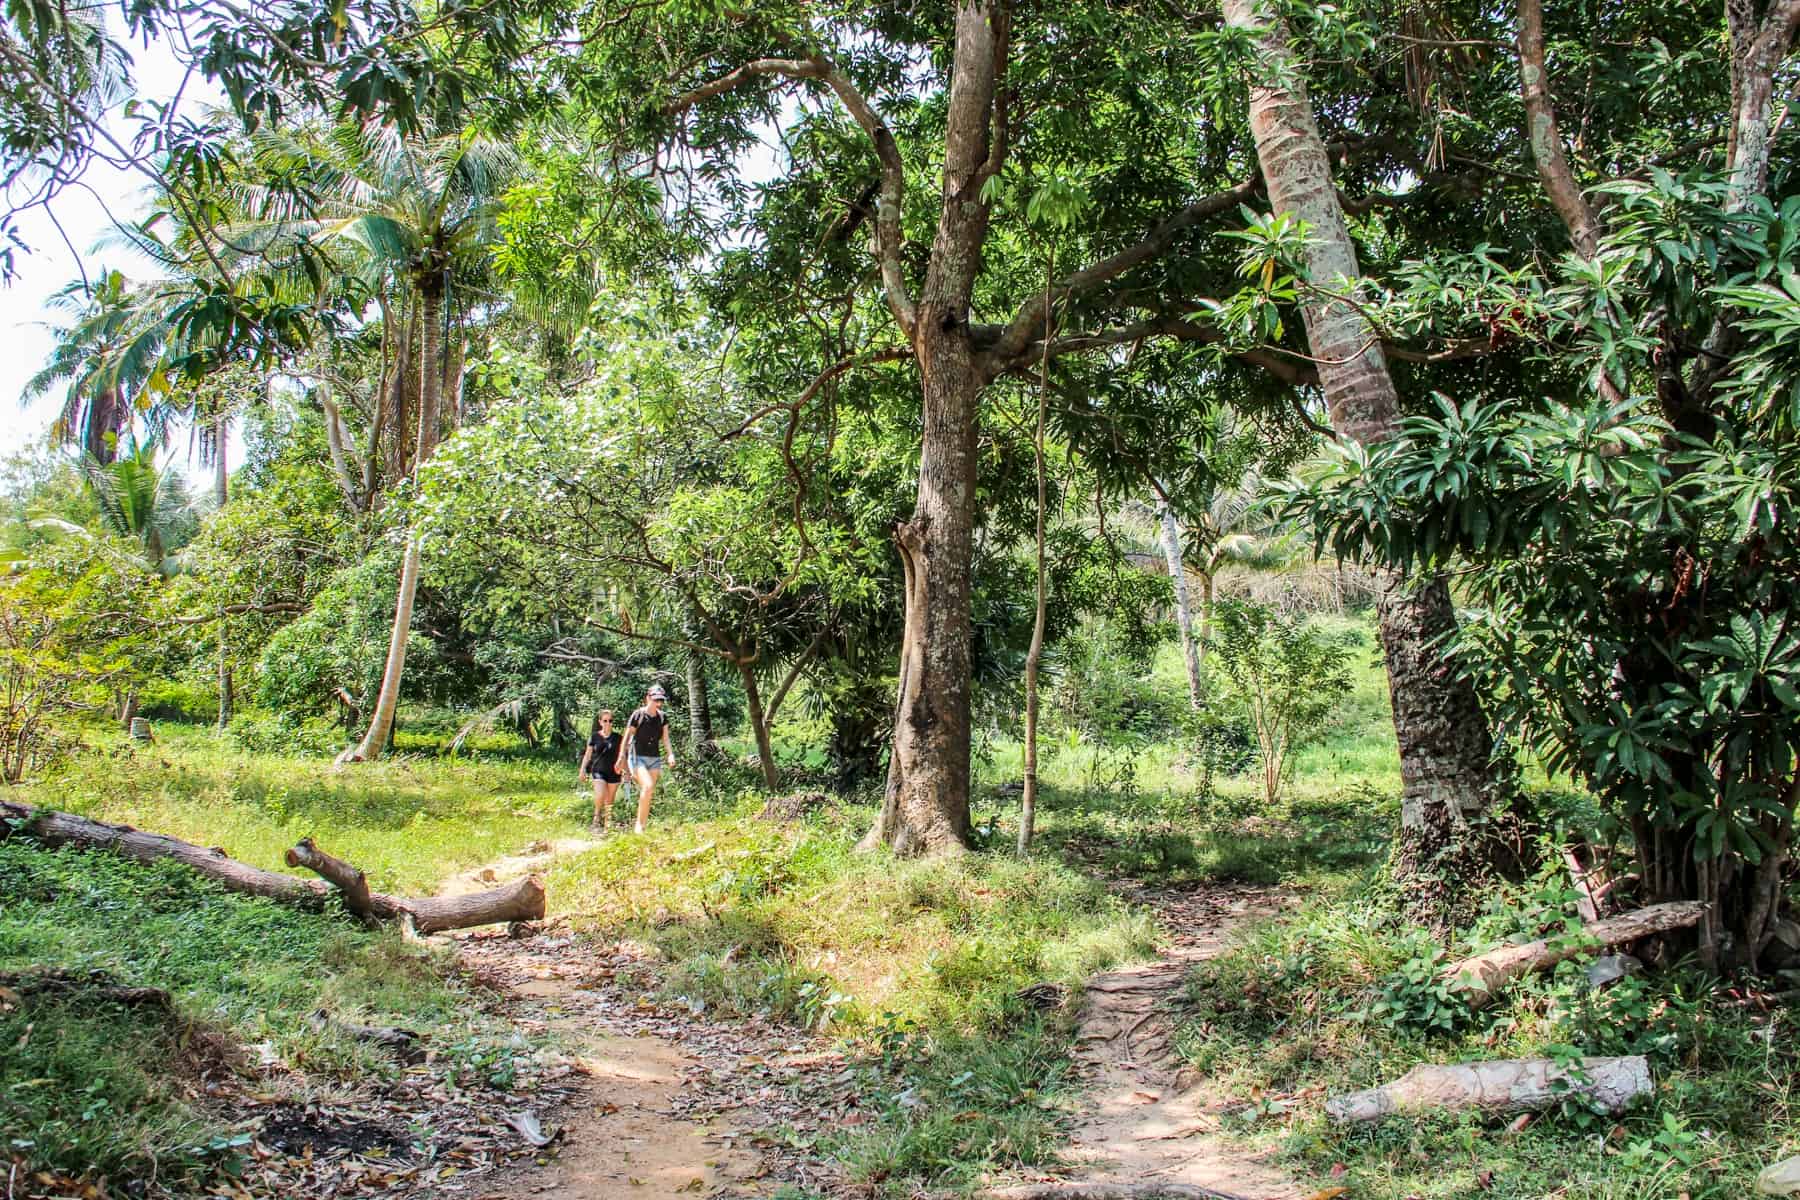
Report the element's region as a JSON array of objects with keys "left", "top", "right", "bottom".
[{"left": 3, "top": 629, "right": 1793, "bottom": 1199}]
